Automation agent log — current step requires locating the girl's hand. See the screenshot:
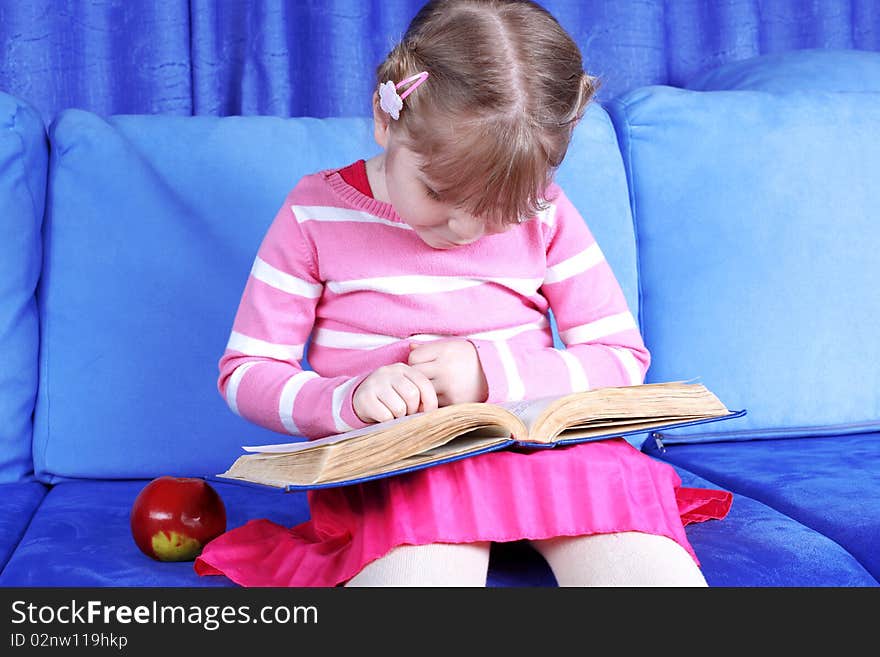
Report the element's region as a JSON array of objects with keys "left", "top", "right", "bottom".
[
  {"left": 352, "top": 363, "right": 439, "bottom": 424},
  {"left": 408, "top": 339, "right": 489, "bottom": 407}
]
